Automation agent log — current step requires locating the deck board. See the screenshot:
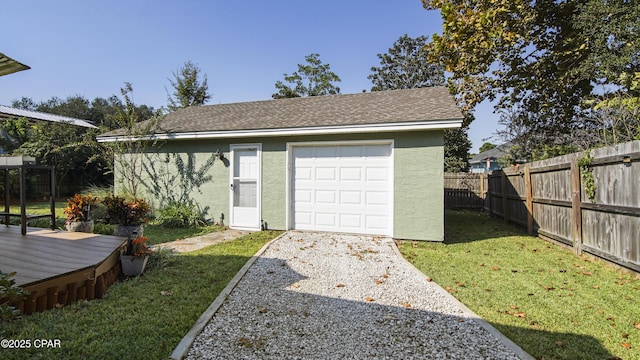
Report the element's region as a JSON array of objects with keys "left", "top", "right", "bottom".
[{"left": 0, "top": 225, "right": 125, "bottom": 286}]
